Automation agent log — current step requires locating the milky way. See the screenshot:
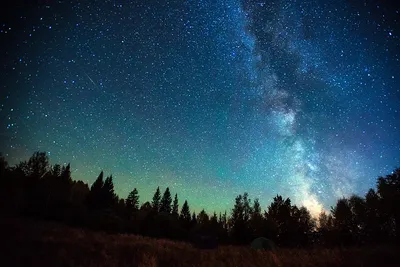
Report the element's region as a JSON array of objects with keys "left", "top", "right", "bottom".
[{"left": 1, "top": 0, "right": 399, "bottom": 215}]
